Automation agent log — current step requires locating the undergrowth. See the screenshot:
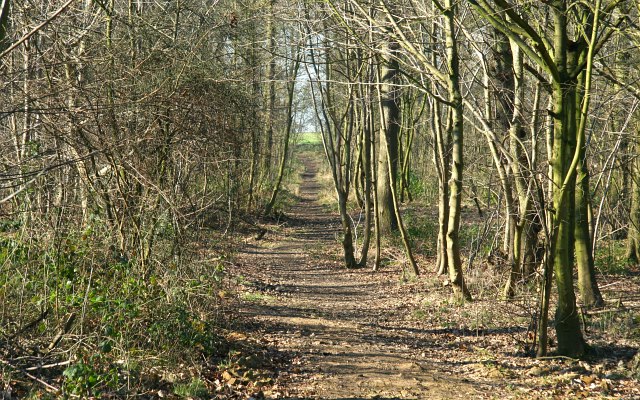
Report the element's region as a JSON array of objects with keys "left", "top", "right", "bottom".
[{"left": 0, "top": 221, "right": 233, "bottom": 398}]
